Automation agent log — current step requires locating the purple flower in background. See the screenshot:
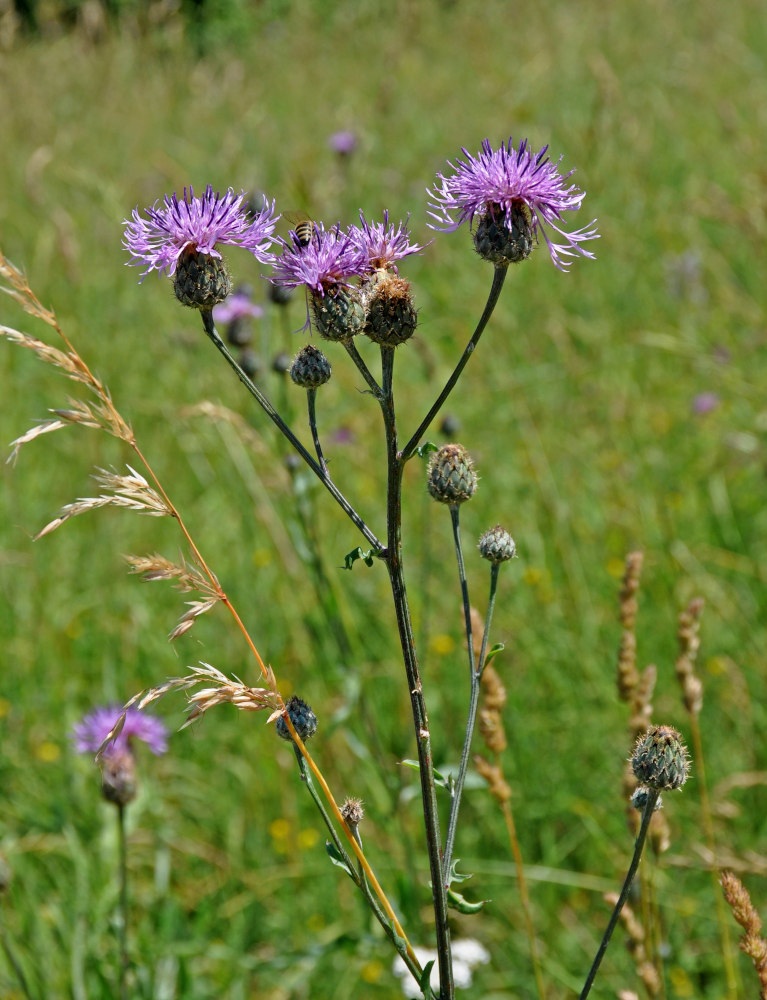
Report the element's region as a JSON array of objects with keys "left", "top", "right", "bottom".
[
  {"left": 270, "top": 223, "right": 366, "bottom": 296},
  {"left": 348, "top": 210, "right": 428, "bottom": 274},
  {"left": 328, "top": 130, "right": 358, "bottom": 156},
  {"left": 213, "top": 287, "right": 264, "bottom": 325},
  {"left": 123, "top": 186, "right": 279, "bottom": 279},
  {"left": 73, "top": 705, "right": 168, "bottom": 758},
  {"left": 428, "top": 137, "right": 598, "bottom": 270},
  {"left": 691, "top": 392, "right": 720, "bottom": 415}
]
